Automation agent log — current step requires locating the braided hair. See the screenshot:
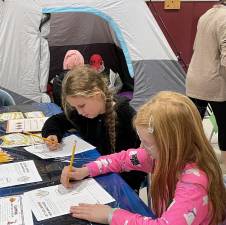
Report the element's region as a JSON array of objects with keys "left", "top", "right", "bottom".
[{"left": 62, "top": 65, "right": 116, "bottom": 152}]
